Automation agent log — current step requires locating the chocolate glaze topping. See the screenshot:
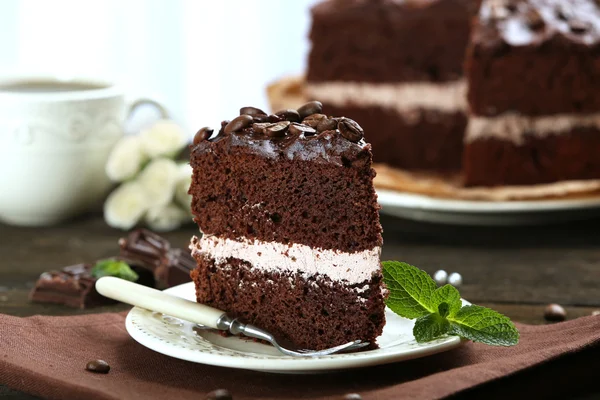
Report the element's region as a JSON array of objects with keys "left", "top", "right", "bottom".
[
  {"left": 191, "top": 101, "right": 370, "bottom": 167},
  {"left": 476, "top": 0, "right": 600, "bottom": 49}
]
